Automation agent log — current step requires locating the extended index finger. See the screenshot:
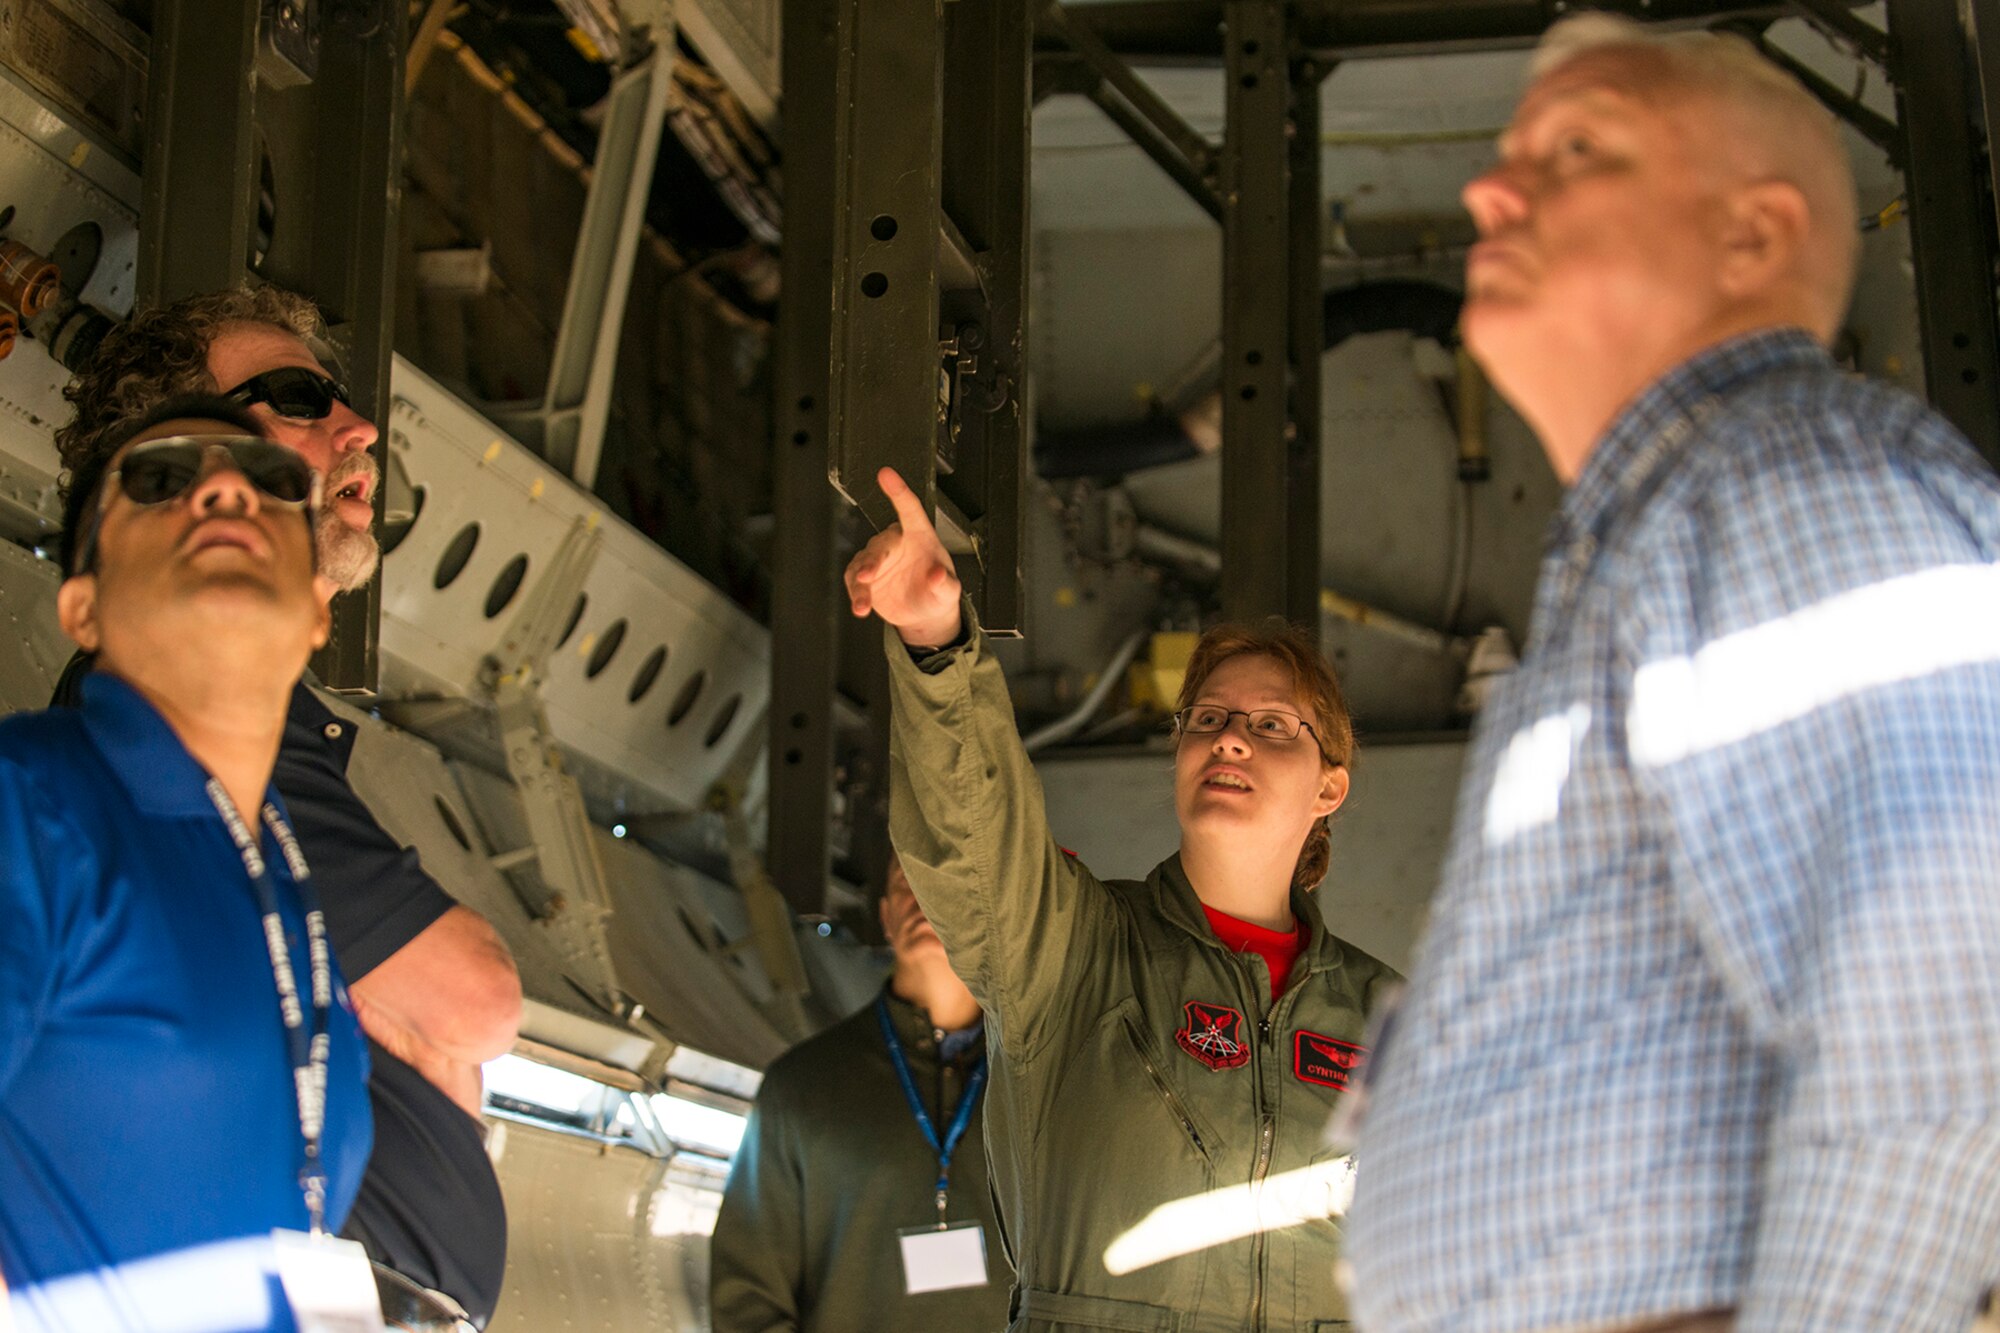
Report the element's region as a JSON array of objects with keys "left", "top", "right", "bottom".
[{"left": 877, "top": 466, "right": 935, "bottom": 537}]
